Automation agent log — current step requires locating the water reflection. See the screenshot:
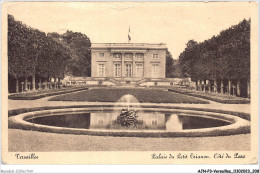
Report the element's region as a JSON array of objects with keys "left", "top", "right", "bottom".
[
  {"left": 165, "top": 114, "right": 182, "bottom": 131},
  {"left": 28, "top": 111, "right": 231, "bottom": 131}
]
